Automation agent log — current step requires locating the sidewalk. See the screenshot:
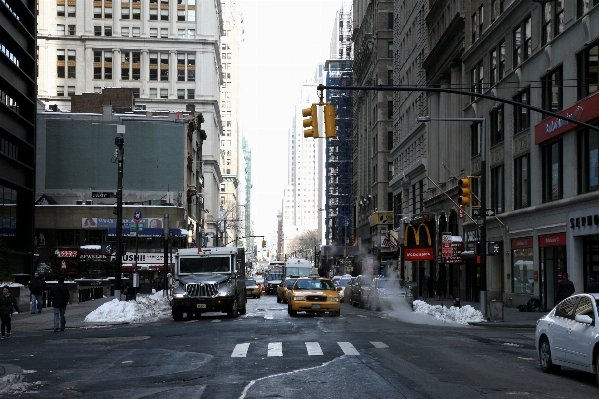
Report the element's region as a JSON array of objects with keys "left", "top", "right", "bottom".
[{"left": 420, "top": 297, "right": 547, "bottom": 328}]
